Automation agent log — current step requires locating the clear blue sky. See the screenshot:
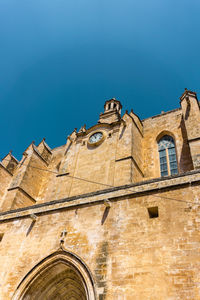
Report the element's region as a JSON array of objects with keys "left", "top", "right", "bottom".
[{"left": 1, "top": 0, "right": 200, "bottom": 160}]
